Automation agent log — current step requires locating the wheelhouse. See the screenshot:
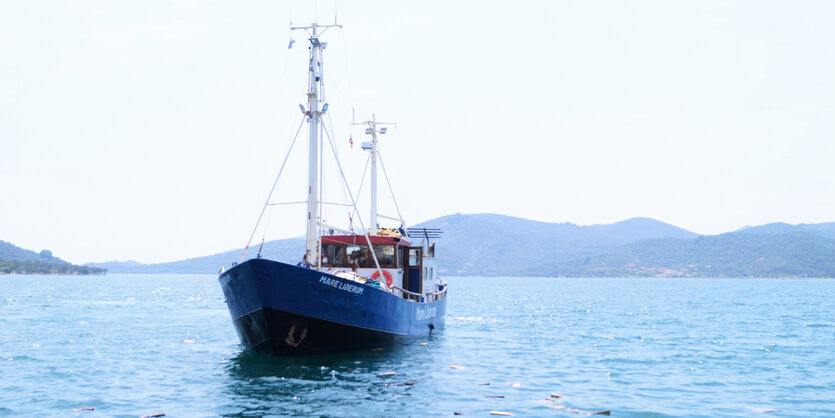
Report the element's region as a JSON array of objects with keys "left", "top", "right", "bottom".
[
  {"left": 321, "top": 235, "right": 410, "bottom": 269},
  {"left": 319, "top": 233, "right": 443, "bottom": 302}
]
